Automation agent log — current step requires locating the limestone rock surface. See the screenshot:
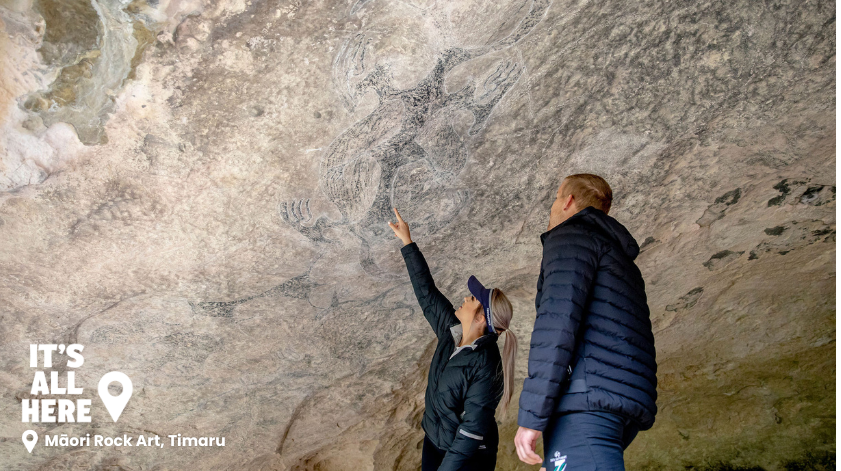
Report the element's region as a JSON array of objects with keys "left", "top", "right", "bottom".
[{"left": 0, "top": 0, "right": 834, "bottom": 470}]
